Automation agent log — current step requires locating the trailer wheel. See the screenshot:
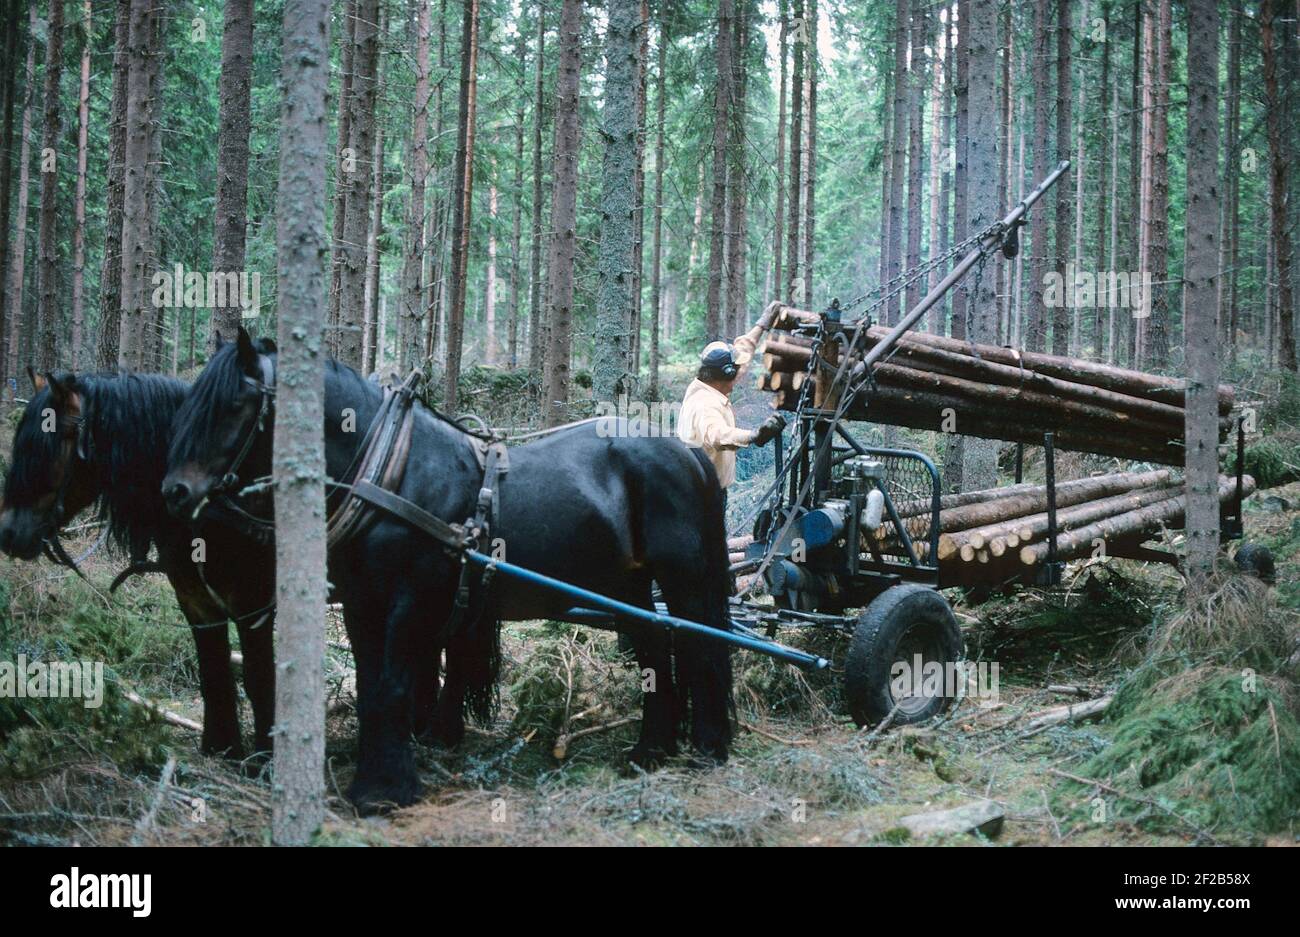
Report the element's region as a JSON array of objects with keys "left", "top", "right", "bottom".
[{"left": 845, "top": 584, "right": 963, "bottom": 728}]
